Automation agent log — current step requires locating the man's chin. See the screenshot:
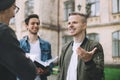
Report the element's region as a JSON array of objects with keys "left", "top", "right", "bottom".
[
  {"left": 68, "top": 33, "right": 74, "bottom": 36},
  {"left": 31, "top": 32, "right": 38, "bottom": 35},
  {"left": 68, "top": 32, "right": 75, "bottom": 35}
]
